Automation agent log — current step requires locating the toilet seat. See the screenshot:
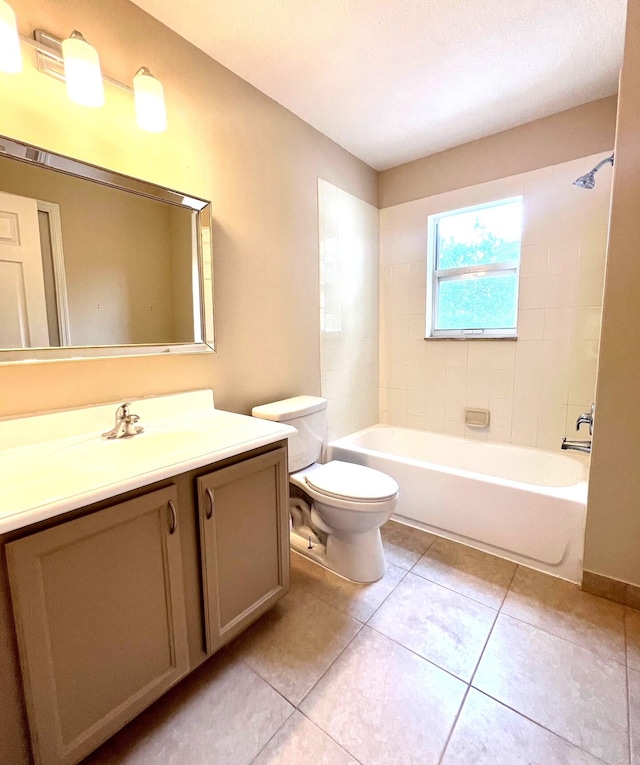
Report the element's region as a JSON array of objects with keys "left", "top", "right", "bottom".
[{"left": 304, "top": 460, "right": 398, "bottom": 503}]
